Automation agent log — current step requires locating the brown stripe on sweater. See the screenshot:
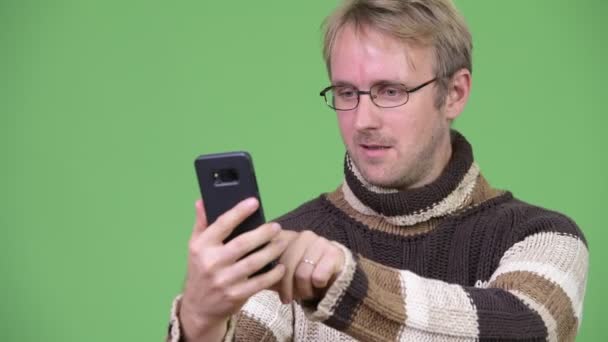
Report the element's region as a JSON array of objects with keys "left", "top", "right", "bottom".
[
  {"left": 325, "top": 257, "right": 368, "bottom": 331},
  {"left": 233, "top": 312, "right": 279, "bottom": 342},
  {"left": 457, "top": 174, "right": 504, "bottom": 212},
  {"left": 342, "top": 257, "right": 406, "bottom": 341},
  {"left": 491, "top": 271, "right": 578, "bottom": 342},
  {"left": 326, "top": 186, "right": 439, "bottom": 236},
  {"left": 469, "top": 175, "right": 504, "bottom": 205}
]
